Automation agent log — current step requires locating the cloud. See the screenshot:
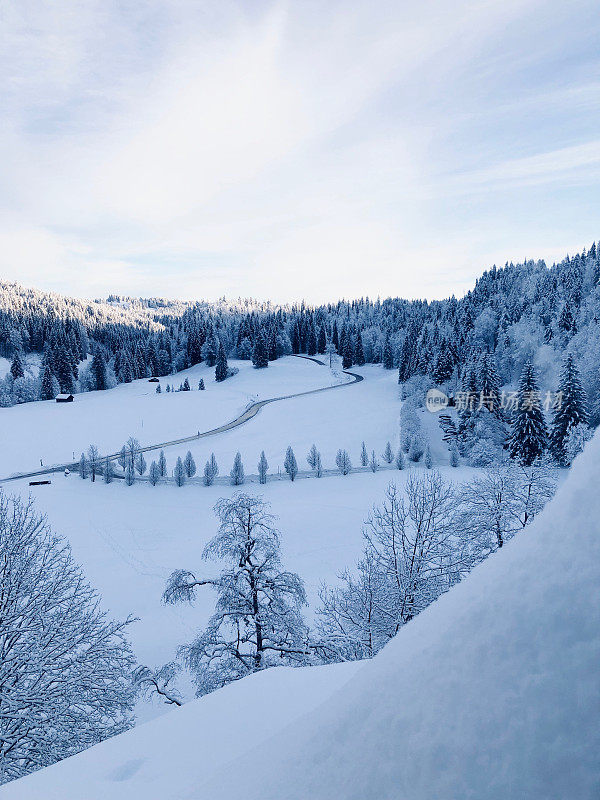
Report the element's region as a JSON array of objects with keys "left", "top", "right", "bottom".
[{"left": 0, "top": 0, "right": 598, "bottom": 302}]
